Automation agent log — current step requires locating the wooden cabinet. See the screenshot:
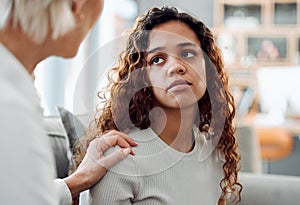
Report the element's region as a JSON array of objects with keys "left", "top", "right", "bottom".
[
  {"left": 213, "top": 0, "right": 300, "bottom": 84},
  {"left": 213, "top": 0, "right": 300, "bottom": 113}
]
